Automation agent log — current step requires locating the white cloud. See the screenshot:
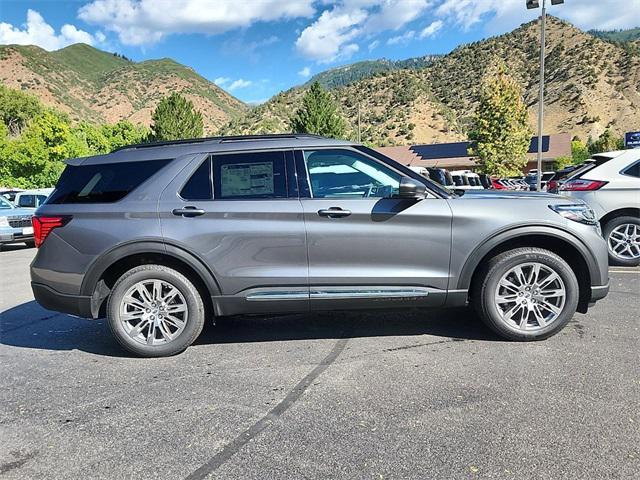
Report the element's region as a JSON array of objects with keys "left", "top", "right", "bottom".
[
  {"left": 419, "top": 19, "right": 443, "bottom": 38},
  {"left": 78, "top": 0, "right": 315, "bottom": 46},
  {"left": 295, "top": 7, "right": 366, "bottom": 63},
  {"left": 387, "top": 30, "right": 415, "bottom": 45},
  {"left": 0, "top": 9, "right": 100, "bottom": 51},
  {"left": 227, "top": 79, "right": 252, "bottom": 91},
  {"left": 298, "top": 66, "right": 311, "bottom": 77},
  {"left": 436, "top": 0, "right": 640, "bottom": 33},
  {"left": 214, "top": 77, "right": 231, "bottom": 86},
  {"left": 368, "top": 39, "right": 380, "bottom": 52},
  {"left": 296, "top": 0, "right": 432, "bottom": 63}
]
